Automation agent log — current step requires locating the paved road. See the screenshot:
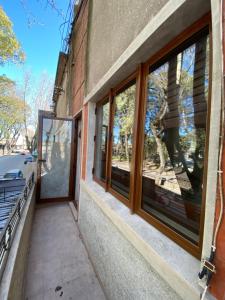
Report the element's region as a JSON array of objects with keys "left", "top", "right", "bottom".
[{"left": 0, "top": 154, "right": 36, "bottom": 181}]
